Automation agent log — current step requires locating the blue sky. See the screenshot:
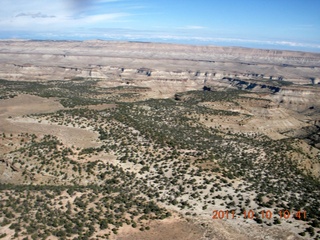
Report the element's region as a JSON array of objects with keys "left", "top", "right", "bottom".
[{"left": 0, "top": 0, "right": 319, "bottom": 52}]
